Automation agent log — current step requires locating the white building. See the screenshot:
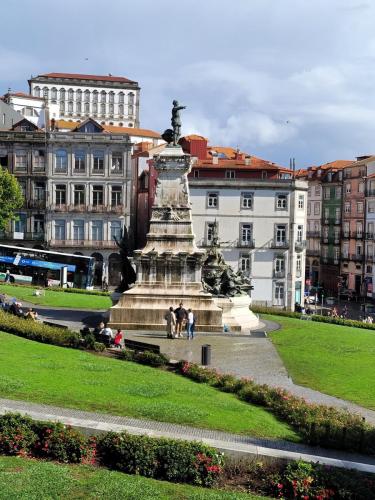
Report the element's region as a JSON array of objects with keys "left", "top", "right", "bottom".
[
  {"left": 28, "top": 72, "right": 140, "bottom": 127},
  {"left": 2, "top": 92, "right": 45, "bottom": 126},
  {"left": 189, "top": 178, "right": 307, "bottom": 309}
]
